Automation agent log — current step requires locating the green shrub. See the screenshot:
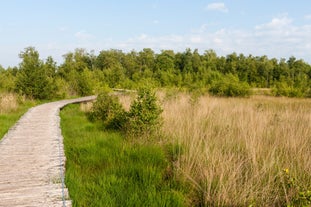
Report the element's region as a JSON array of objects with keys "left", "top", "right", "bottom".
[
  {"left": 125, "top": 88, "right": 163, "bottom": 138},
  {"left": 76, "top": 68, "right": 93, "bottom": 96},
  {"left": 89, "top": 88, "right": 163, "bottom": 138},
  {"left": 272, "top": 82, "right": 305, "bottom": 97},
  {"left": 209, "top": 74, "right": 251, "bottom": 97},
  {"left": 88, "top": 91, "right": 126, "bottom": 130}
]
